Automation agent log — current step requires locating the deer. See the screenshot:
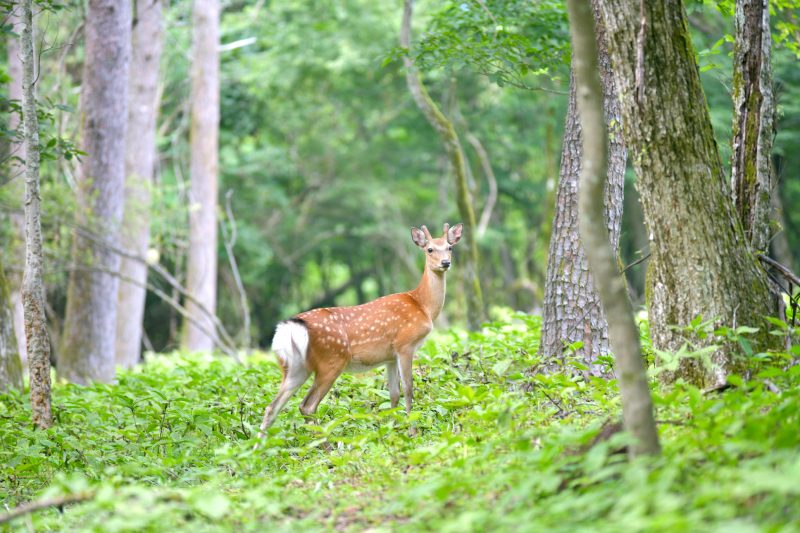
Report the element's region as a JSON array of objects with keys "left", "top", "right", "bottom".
[{"left": 254, "top": 222, "right": 462, "bottom": 446}]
